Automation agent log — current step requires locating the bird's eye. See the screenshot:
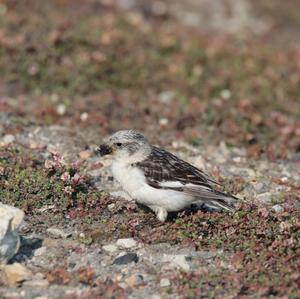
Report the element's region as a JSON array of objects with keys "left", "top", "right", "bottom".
[{"left": 116, "top": 143, "right": 122, "bottom": 147}]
